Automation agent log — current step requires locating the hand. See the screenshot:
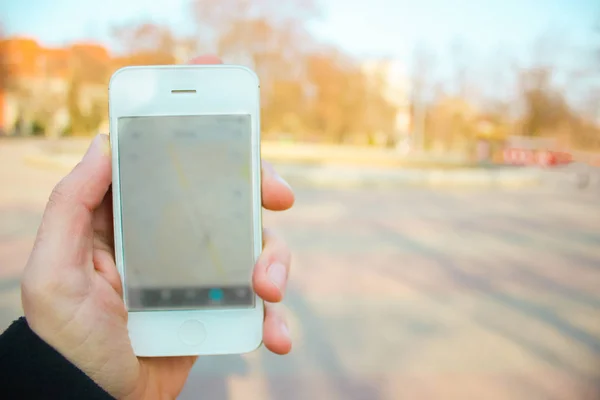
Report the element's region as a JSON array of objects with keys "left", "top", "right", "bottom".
[{"left": 20, "top": 56, "right": 295, "bottom": 400}]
